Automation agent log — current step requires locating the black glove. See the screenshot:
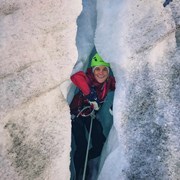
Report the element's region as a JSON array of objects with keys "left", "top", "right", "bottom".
[
  {"left": 85, "top": 87, "right": 98, "bottom": 101},
  {"left": 85, "top": 87, "right": 100, "bottom": 110}
]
